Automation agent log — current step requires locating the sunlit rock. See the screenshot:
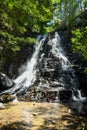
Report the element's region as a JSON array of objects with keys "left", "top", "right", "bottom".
[{"left": 0, "top": 103, "right": 5, "bottom": 109}]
